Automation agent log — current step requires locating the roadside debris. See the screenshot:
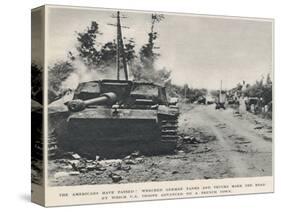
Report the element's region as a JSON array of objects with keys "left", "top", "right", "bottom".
[
  {"left": 69, "top": 171, "right": 80, "bottom": 176},
  {"left": 123, "top": 151, "right": 145, "bottom": 164},
  {"left": 183, "top": 136, "right": 199, "bottom": 144},
  {"left": 215, "top": 123, "right": 226, "bottom": 129},
  {"left": 234, "top": 113, "right": 242, "bottom": 117},
  {"left": 109, "top": 172, "right": 122, "bottom": 183},
  {"left": 135, "top": 157, "right": 144, "bottom": 163},
  {"left": 115, "top": 162, "right": 131, "bottom": 171},
  {"left": 193, "top": 147, "right": 212, "bottom": 154},
  {"left": 131, "top": 151, "right": 140, "bottom": 157},
  {"left": 71, "top": 153, "right": 81, "bottom": 160},
  {"left": 232, "top": 148, "right": 248, "bottom": 153},
  {"left": 54, "top": 172, "right": 69, "bottom": 178},
  {"left": 254, "top": 126, "right": 264, "bottom": 130},
  {"left": 86, "top": 164, "right": 96, "bottom": 171},
  {"left": 124, "top": 159, "right": 136, "bottom": 165},
  {"left": 234, "top": 141, "right": 251, "bottom": 145},
  {"left": 48, "top": 102, "right": 272, "bottom": 187}
]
